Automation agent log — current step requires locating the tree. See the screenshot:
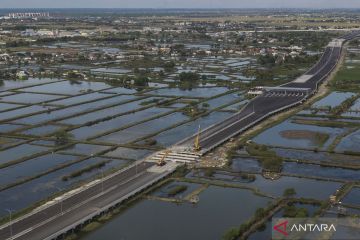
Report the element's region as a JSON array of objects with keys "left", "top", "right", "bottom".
[
  {"left": 144, "top": 138, "right": 157, "bottom": 146},
  {"left": 204, "top": 168, "right": 215, "bottom": 177},
  {"left": 222, "top": 227, "right": 239, "bottom": 240},
  {"left": 164, "top": 61, "right": 176, "bottom": 72},
  {"left": 295, "top": 208, "right": 309, "bottom": 218},
  {"left": 257, "top": 54, "right": 276, "bottom": 66},
  {"left": 283, "top": 205, "right": 308, "bottom": 218},
  {"left": 202, "top": 103, "right": 210, "bottom": 108},
  {"left": 283, "top": 188, "right": 296, "bottom": 198},
  {"left": 262, "top": 157, "right": 283, "bottom": 172},
  {"left": 255, "top": 208, "right": 266, "bottom": 219},
  {"left": 178, "top": 72, "right": 200, "bottom": 82},
  {"left": 134, "top": 76, "right": 149, "bottom": 87}
]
